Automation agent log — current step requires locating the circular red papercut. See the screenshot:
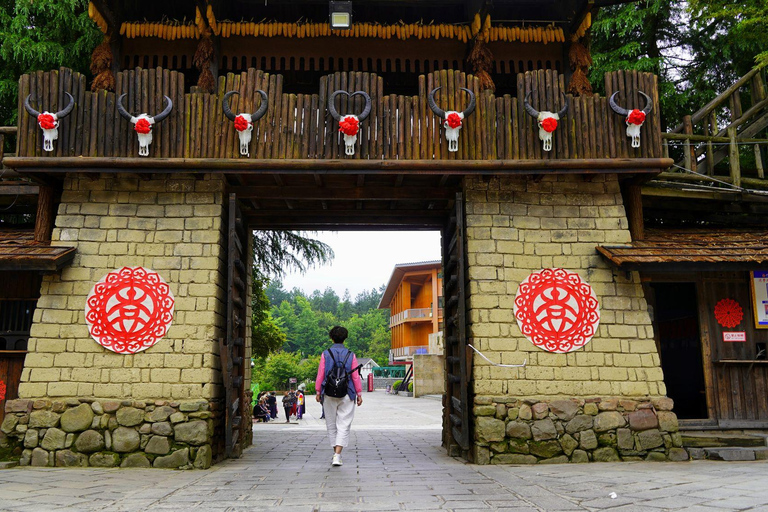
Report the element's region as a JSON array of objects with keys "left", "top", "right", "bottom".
[
  {"left": 0, "top": 380, "right": 6, "bottom": 401},
  {"left": 714, "top": 298, "right": 743, "bottom": 328},
  {"left": 514, "top": 268, "right": 600, "bottom": 353},
  {"left": 85, "top": 267, "right": 175, "bottom": 354}
]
